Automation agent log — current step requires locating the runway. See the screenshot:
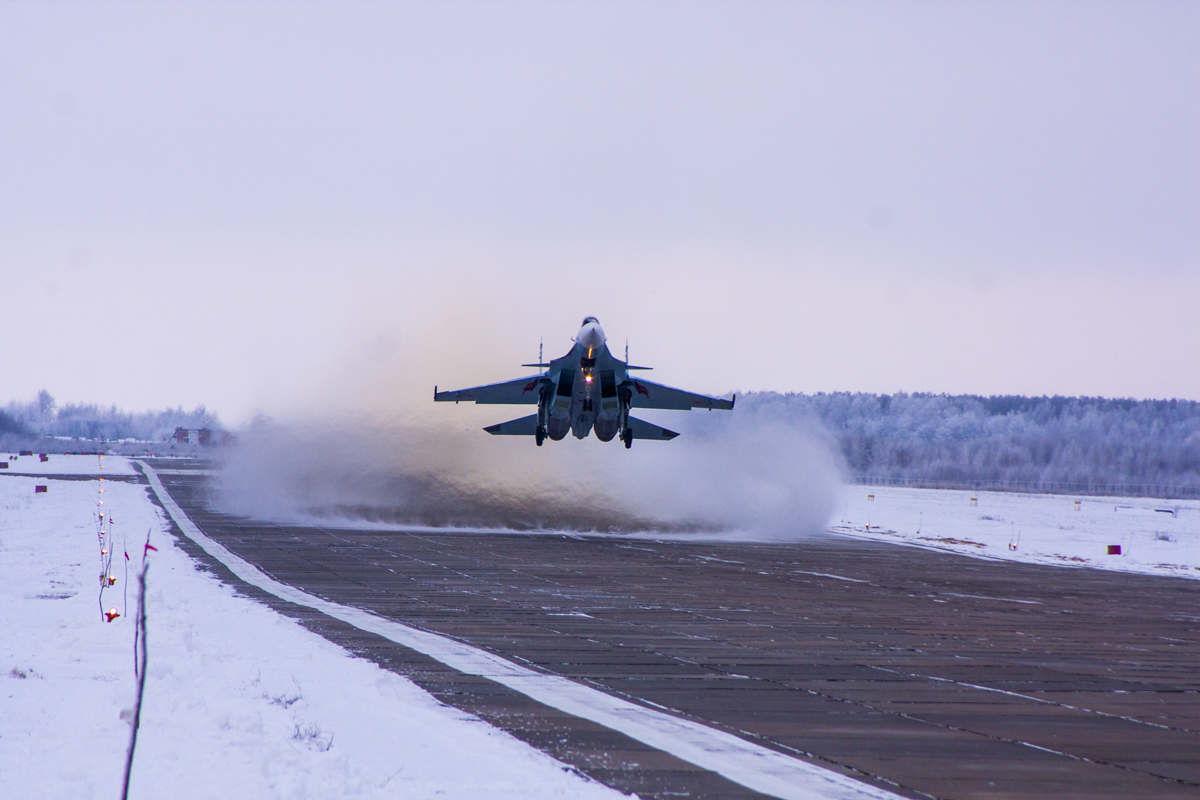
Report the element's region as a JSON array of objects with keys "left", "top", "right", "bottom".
[{"left": 143, "top": 460, "right": 1199, "bottom": 799}]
